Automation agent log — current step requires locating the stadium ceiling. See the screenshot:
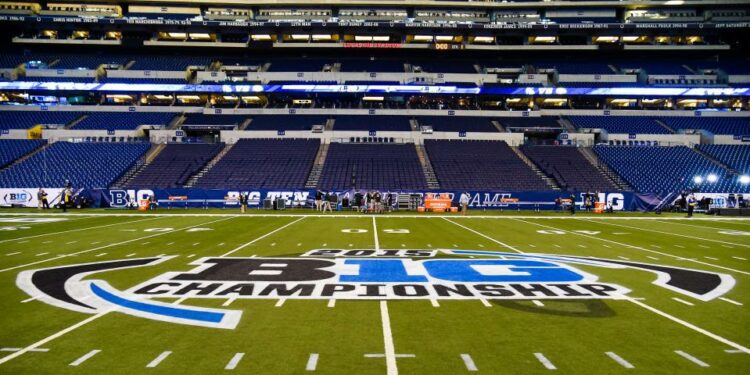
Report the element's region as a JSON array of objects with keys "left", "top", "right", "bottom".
[{"left": 73, "top": 0, "right": 750, "bottom": 8}]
